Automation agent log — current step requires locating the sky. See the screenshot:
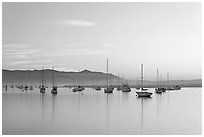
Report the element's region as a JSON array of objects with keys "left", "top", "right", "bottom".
[{"left": 2, "top": 2, "right": 202, "bottom": 80}]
